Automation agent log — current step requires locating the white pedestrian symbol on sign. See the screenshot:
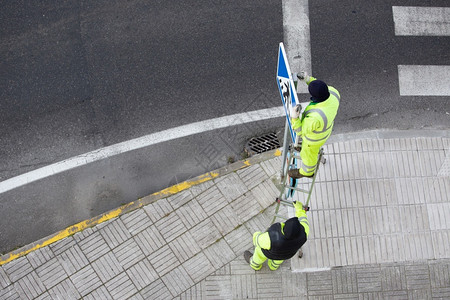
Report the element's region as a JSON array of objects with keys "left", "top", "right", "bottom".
[{"left": 279, "top": 78, "right": 290, "bottom": 103}]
